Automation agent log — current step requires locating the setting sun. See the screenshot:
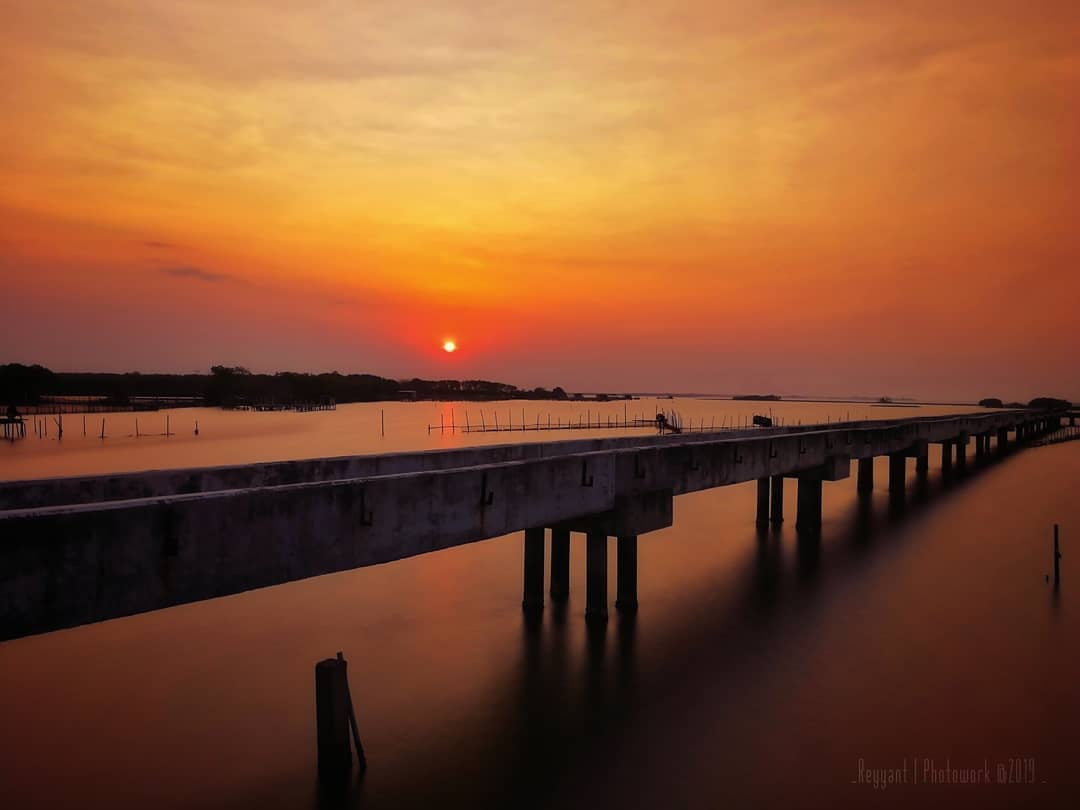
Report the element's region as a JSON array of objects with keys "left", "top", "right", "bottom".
[{"left": 443, "top": 340, "right": 457, "bottom": 353}]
